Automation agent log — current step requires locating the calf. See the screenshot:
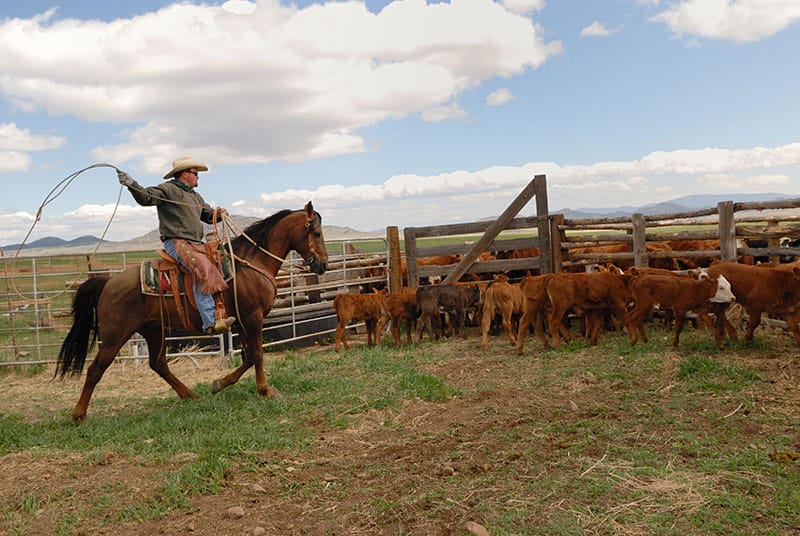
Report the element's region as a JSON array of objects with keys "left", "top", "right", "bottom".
[
  {"left": 480, "top": 280, "right": 525, "bottom": 350},
  {"left": 707, "top": 261, "right": 800, "bottom": 345},
  {"left": 627, "top": 271, "right": 733, "bottom": 348},
  {"left": 515, "top": 274, "right": 557, "bottom": 354},
  {"left": 333, "top": 290, "right": 386, "bottom": 351},
  {"left": 545, "top": 272, "right": 634, "bottom": 347},
  {"left": 415, "top": 284, "right": 481, "bottom": 342},
  {"left": 375, "top": 287, "right": 417, "bottom": 346}
]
